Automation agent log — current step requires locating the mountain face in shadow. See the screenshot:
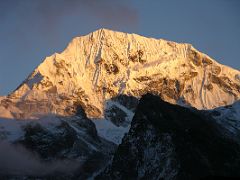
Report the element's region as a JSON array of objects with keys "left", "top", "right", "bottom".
[
  {"left": 0, "top": 107, "right": 116, "bottom": 179},
  {"left": 98, "top": 94, "right": 240, "bottom": 180}
]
